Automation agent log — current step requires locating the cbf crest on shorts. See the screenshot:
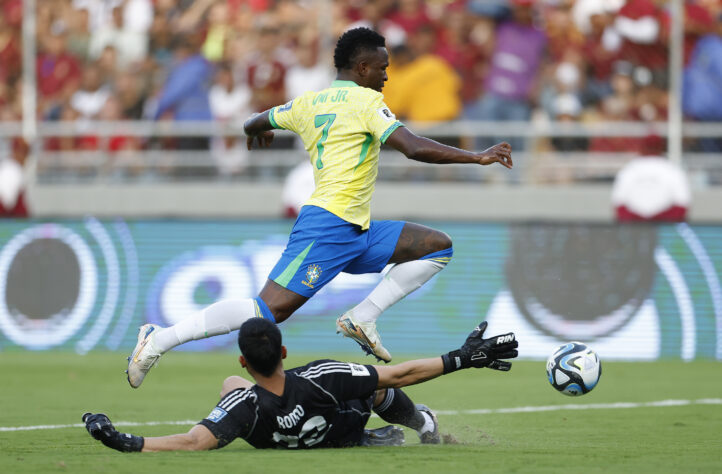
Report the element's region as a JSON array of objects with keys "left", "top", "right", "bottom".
[{"left": 302, "top": 264, "right": 322, "bottom": 289}]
